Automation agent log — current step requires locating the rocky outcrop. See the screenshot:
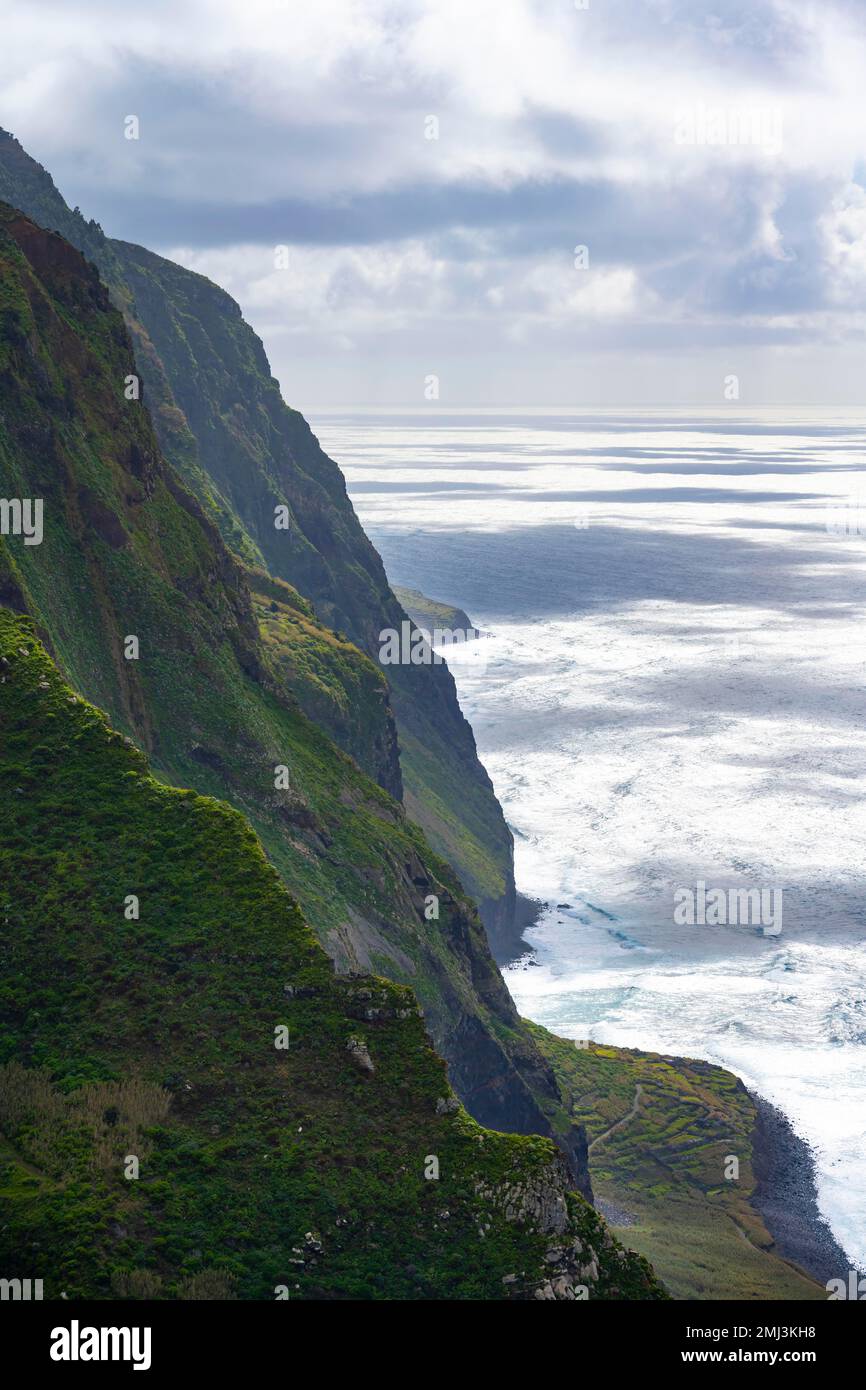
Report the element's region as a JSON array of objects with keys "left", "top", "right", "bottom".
[
  {"left": 392, "top": 585, "right": 479, "bottom": 639},
  {"left": 475, "top": 1155, "right": 665, "bottom": 1300},
  {"left": 345, "top": 1036, "right": 375, "bottom": 1075}
]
